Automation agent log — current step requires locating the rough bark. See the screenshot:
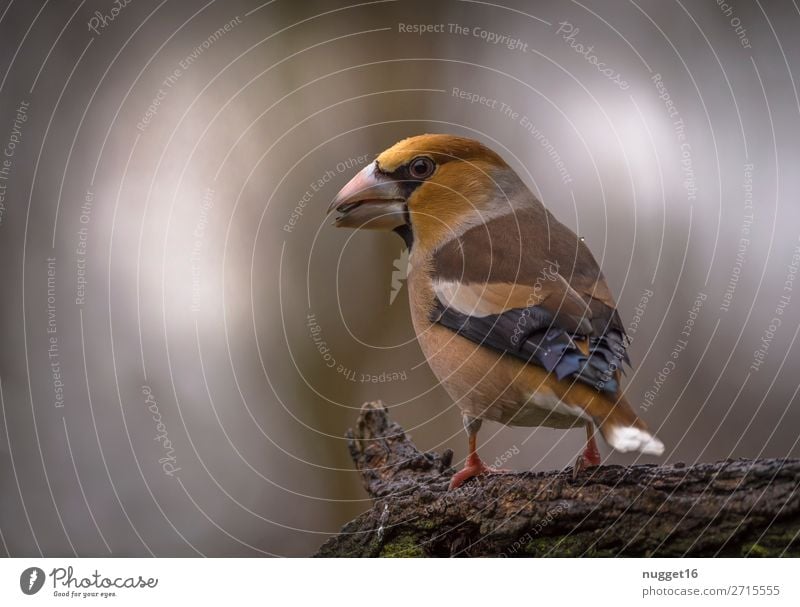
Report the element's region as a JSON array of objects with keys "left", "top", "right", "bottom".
[{"left": 316, "top": 401, "right": 800, "bottom": 557}]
